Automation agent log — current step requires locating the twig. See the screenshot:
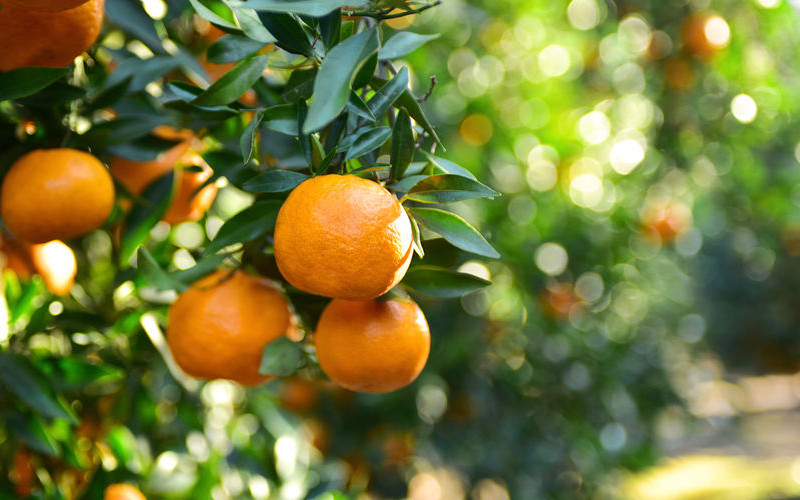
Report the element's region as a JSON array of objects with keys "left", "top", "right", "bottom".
[
  {"left": 345, "top": 1, "right": 442, "bottom": 20},
  {"left": 418, "top": 75, "right": 437, "bottom": 102}
]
